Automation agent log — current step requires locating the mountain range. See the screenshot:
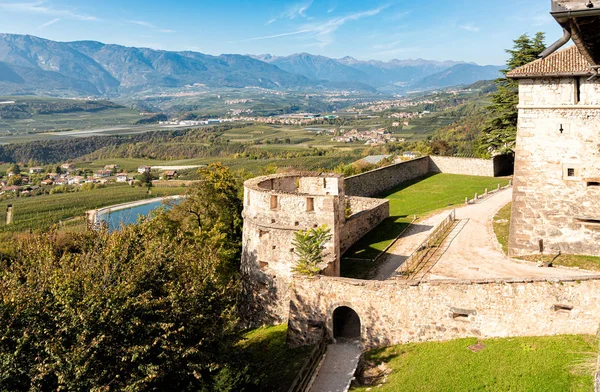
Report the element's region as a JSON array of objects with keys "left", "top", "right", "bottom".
[{"left": 0, "top": 34, "right": 502, "bottom": 97}]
